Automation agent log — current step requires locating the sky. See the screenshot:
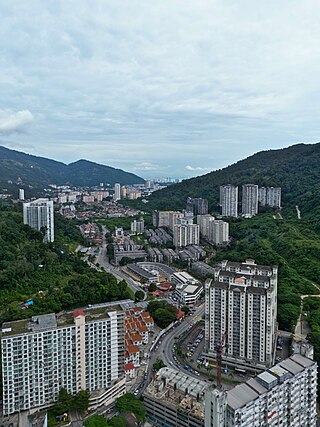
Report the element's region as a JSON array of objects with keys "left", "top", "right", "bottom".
[{"left": 1, "top": 1, "right": 320, "bottom": 178}]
